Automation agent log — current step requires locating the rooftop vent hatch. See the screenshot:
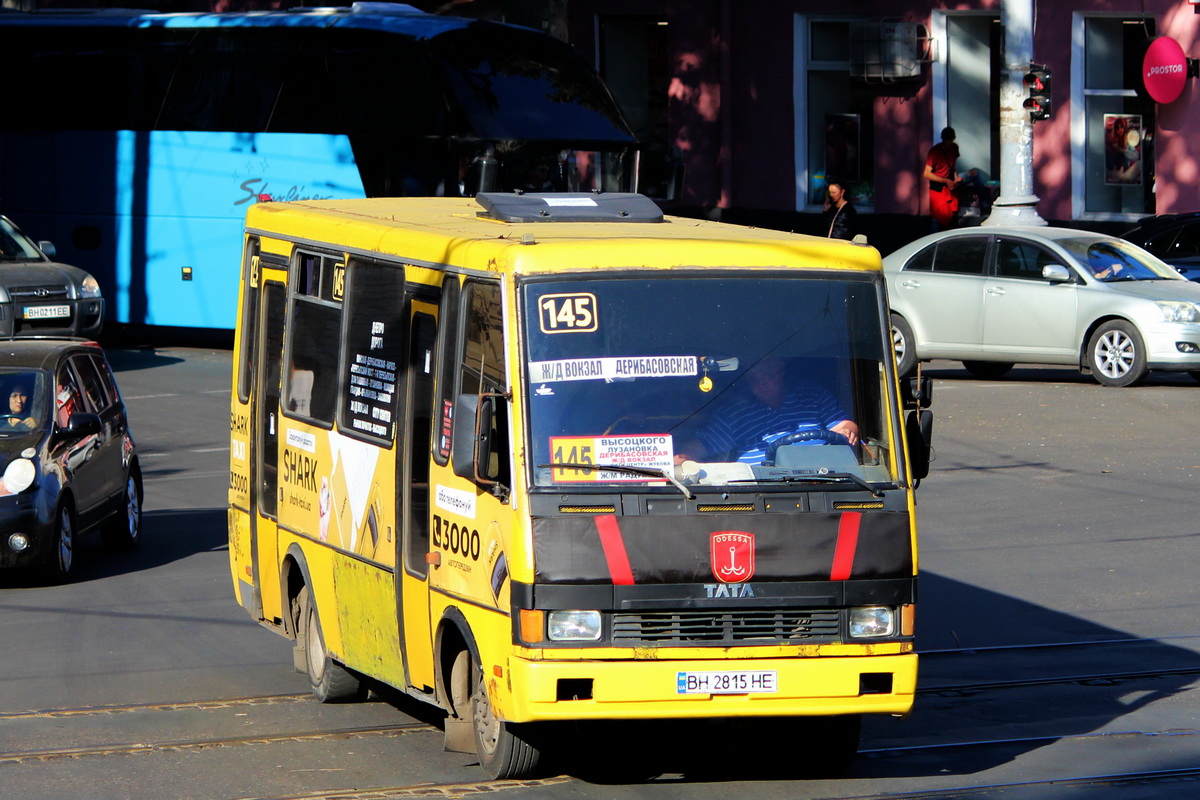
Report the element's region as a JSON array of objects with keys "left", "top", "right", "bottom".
[{"left": 475, "top": 192, "right": 664, "bottom": 223}]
